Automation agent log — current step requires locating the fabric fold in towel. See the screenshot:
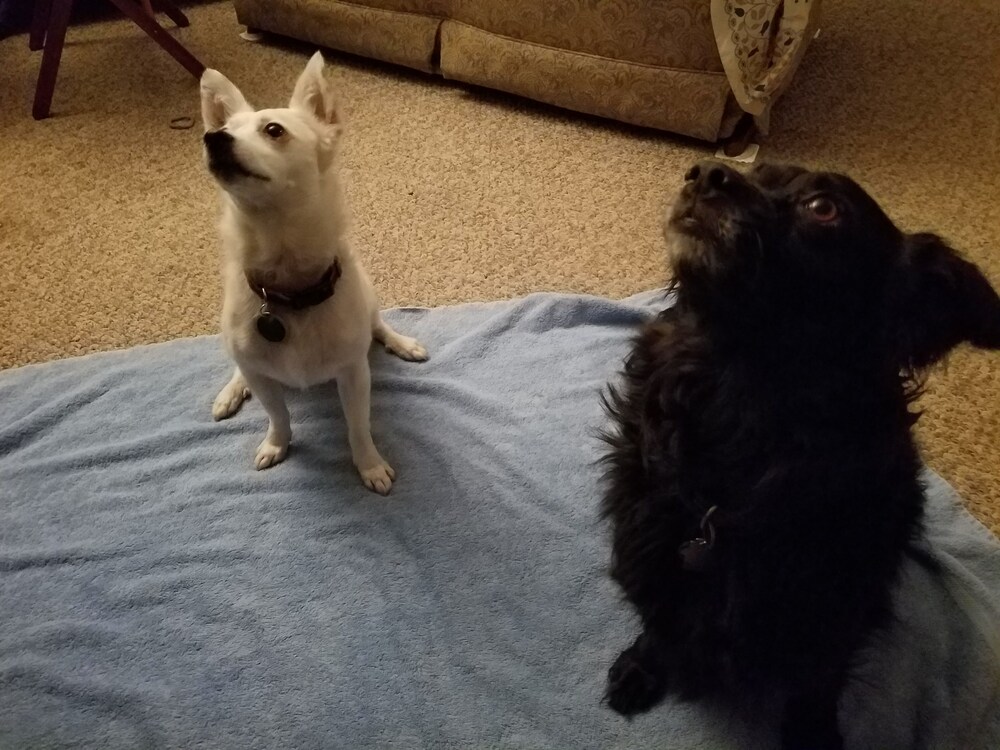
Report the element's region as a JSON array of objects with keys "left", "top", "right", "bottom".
[{"left": 1, "top": 290, "right": 998, "bottom": 749}]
